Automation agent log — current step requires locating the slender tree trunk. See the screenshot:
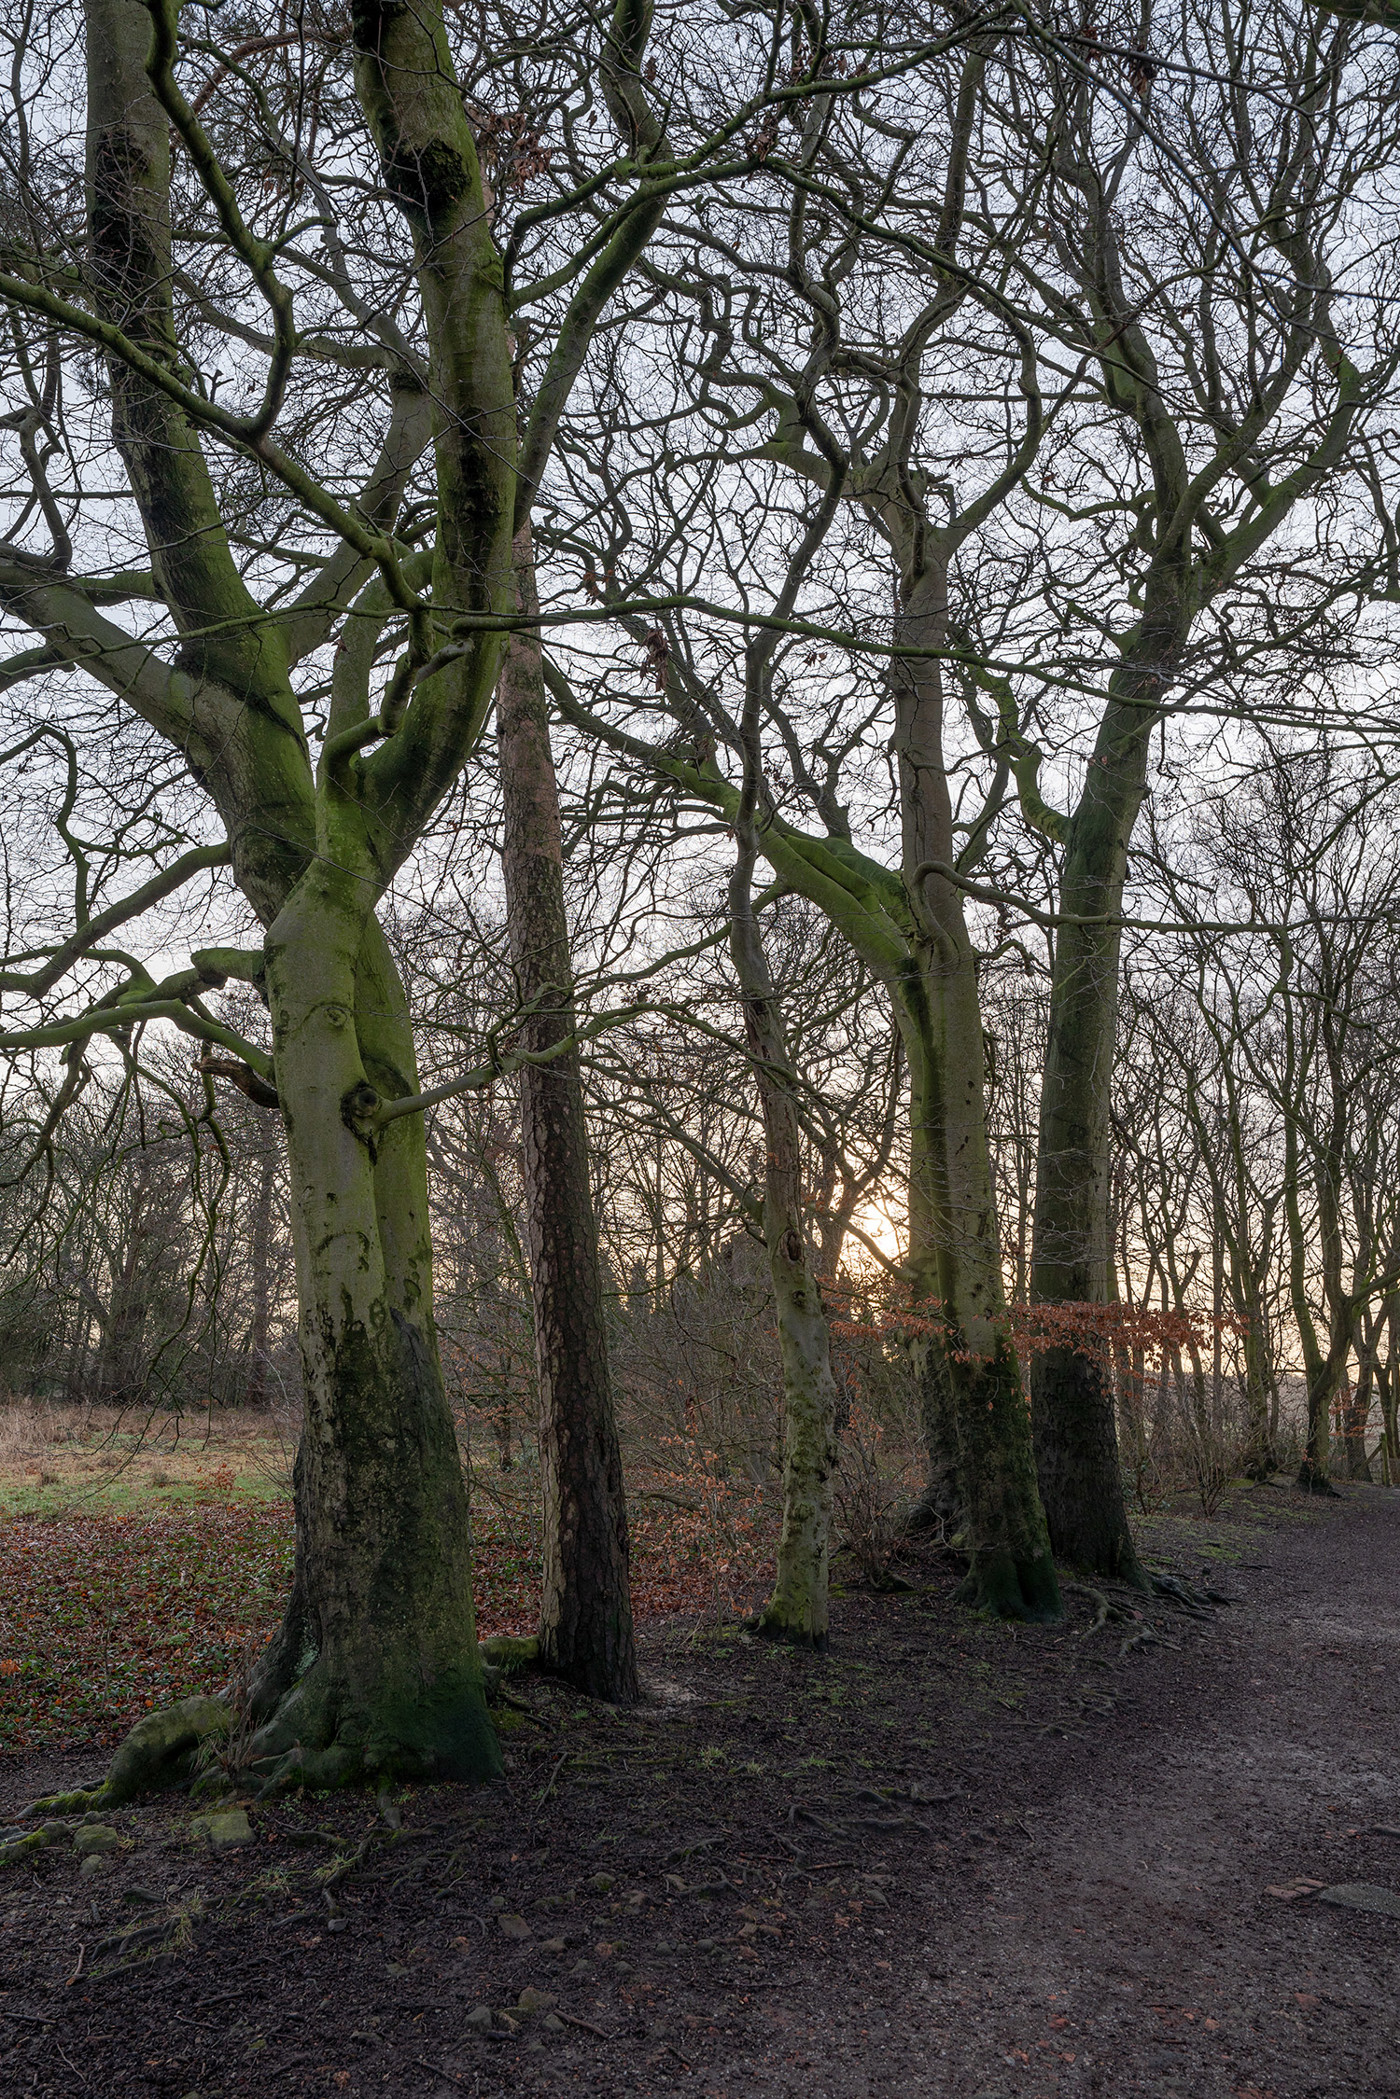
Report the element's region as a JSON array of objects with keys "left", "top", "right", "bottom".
[
  {"left": 245, "top": 1146, "right": 274, "bottom": 1410},
  {"left": 497, "top": 531, "right": 637, "bottom": 1702},
  {"left": 65, "top": 1310, "right": 92, "bottom": 1408},
  {"left": 1379, "top": 1361, "right": 1398, "bottom": 1487},
  {"left": 1342, "top": 1355, "right": 1374, "bottom": 1482},
  {"left": 98, "top": 1167, "right": 152, "bottom": 1412},
  {"left": 728, "top": 848, "right": 840, "bottom": 1651}
]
